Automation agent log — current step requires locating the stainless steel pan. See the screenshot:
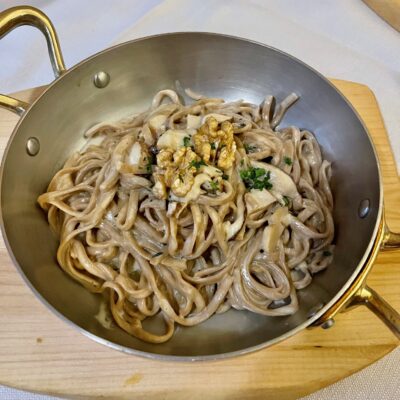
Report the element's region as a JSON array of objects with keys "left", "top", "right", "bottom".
[{"left": 0, "top": 6, "right": 399, "bottom": 360}]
